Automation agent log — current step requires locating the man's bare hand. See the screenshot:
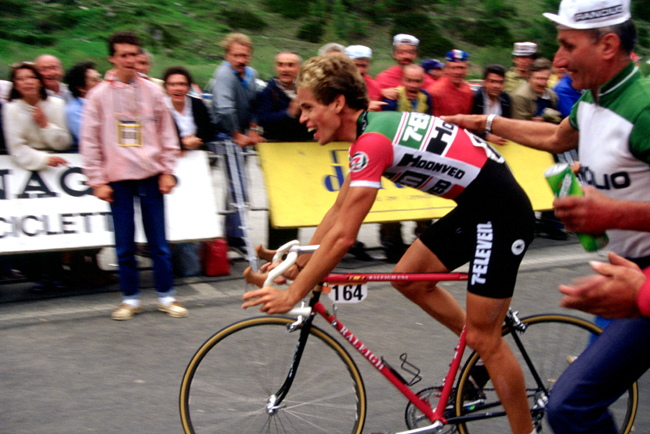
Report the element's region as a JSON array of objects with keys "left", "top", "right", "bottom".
[
  {"left": 559, "top": 252, "right": 645, "bottom": 318},
  {"left": 440, "top": 114, "right": 488, "bottom": 132},
  {"left": 233, "top": 131, "right": 254, "bottom": 148},
  {"left": 368, "top": 100, "right": 388, "bottom": 112},
  {"left": 242, "top": 286, "right": 299, "bottom": 314},
  {"left": 181, "top": 135, "right": 203, "bottom": 150},
  {"left": 287, "top": 98, "right": 301, "bottom": 117},
  {"left": 486, "top": 133, "right": 508, "bottom": 146},
  {"left": 94, "top": 184, "right": 114, "bottom": 203},
  {"left": 33, "top": 106, "right": 48, "bottom": 128},
  {"left": 553, "top": 187, "right": 615, "bottom": 234},
  {"left": 380, "top": 87, "right": 398, "bottom": 101},
  {"left": 248, "top": 129, "right": 266, "bottom": 145},
  {"left": 159, "top": 173, "right": 176, "bottom": 194},
  {"left": 47, "top": 156, "right": 69, "bottom": 167}
]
